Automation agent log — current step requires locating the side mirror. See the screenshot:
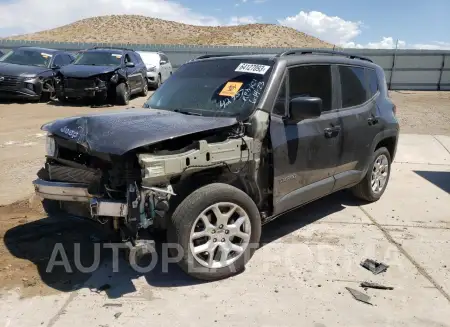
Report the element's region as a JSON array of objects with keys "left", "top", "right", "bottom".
[
  {"left": 125, "top": 62, "right": 135, "bottom": 68},
  {"left": 51, "top": 64, "right": 60, "bottom": 70},
  {"left": 288, "top": 96, "right": 322, "bottom": 122},
  {"left": 160, "top": 60, "right": 167, "bottom": 65}
]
